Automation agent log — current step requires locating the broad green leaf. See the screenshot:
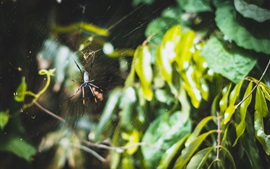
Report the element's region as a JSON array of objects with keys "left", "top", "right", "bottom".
[
  {"left": 0, "top": 110, "right": 9, "bottom": 129},
  {"left": 94, "top": 88, "right": 122, "bottom": 141},
  {"left": 234, "top": 0, "right": 270, "bottom": 22},
  {"left": 254, "top": 87, "right": 270, "bottom": 155},
  {"left": 145, "top": 17, "right": 178, "bottom": 45},
  {"left": 201, "top": 36, "right": 258, "bottom": 83},
  {"left": 176, "top": 0, "right": 212, "bottom": 12},
  {"left": 119, "top": 87, "right": 137, "bottom": 130},
  {"left": 173, "top": 130, "right": 216, "bottom": 169},
  {"left": 134, "top": 45, "right": 153, "bottom": 100},
  {"left": 157, "top": 134, "right": 190, "bottom": 169},
  {"left": 233, "top": 81, "right": 253, "bottom": 146},
  {"left": 223, "top": 80, "right": 244, "bottom": 124},
  {"left": 132, "top": 0, "right": 155, "bottom": 6},
  {"left": 186, "top": 147, "right": 214, "bottom": 169},
  {"left": 215, "top": 2, "right": 270, "bottom": 54},
  {"left": 185, "top": 116, "right": 214, "bottom": 146},
  {"left": 14, "top": 77, "right": 27, "bottom": 102},
  {"left": 0, "top": 134, "right": 36, "bottom": 161},
  {"left": 142, "top": 111, "right": 192, "bottom": 169}
]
